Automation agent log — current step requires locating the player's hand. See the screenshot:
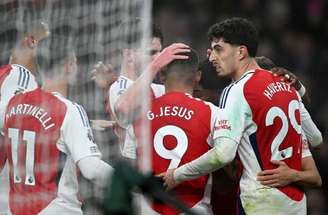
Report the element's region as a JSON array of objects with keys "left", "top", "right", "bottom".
[
  {"left": 271, "top": 67, "right": 302, "bottom": 90},
  {"left": 157, "top": 169, "right": 179, "bottom": 190},
  {"left": 257, "top": 160, "right": 297, "bottom": 187},
  {"left": 90, "top": 120, "right": 115, "bottom": 131},
  {"left": 149, "top": 43, "right": 190, "bottom": 74},
  {"left": 91, "top": 61, "right": 117, "bottom": 89}
]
